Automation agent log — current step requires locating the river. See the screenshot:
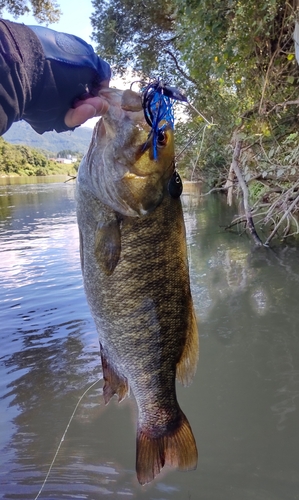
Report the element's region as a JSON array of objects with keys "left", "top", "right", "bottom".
[{"left": 0, "top": 179, "right": 298, "bottom": 499}]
